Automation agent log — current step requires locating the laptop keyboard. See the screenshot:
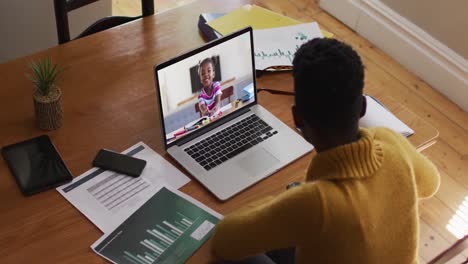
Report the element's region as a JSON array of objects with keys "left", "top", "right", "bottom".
[{"left": 184, "top": 114, "right": 278, "bottom": 171}]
